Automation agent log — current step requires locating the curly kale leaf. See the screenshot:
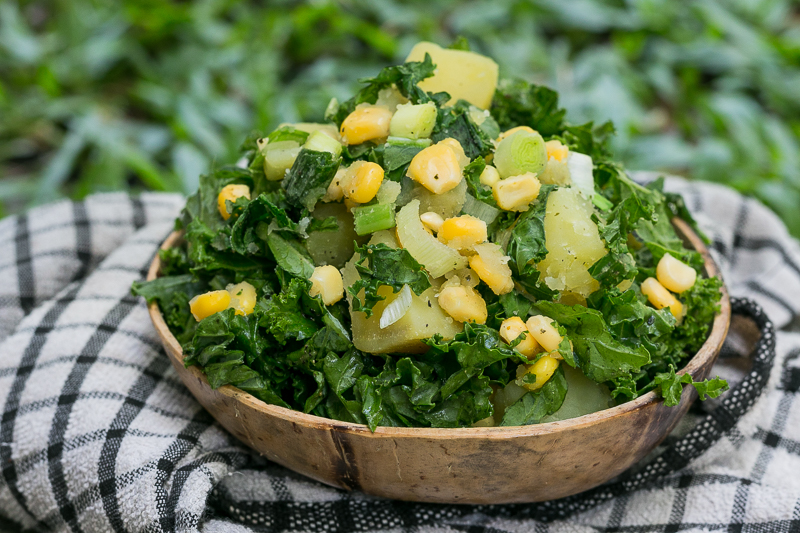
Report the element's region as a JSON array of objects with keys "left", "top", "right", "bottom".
[{"left": 348, "top": 243, "right": 431, "bottom": 317}]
